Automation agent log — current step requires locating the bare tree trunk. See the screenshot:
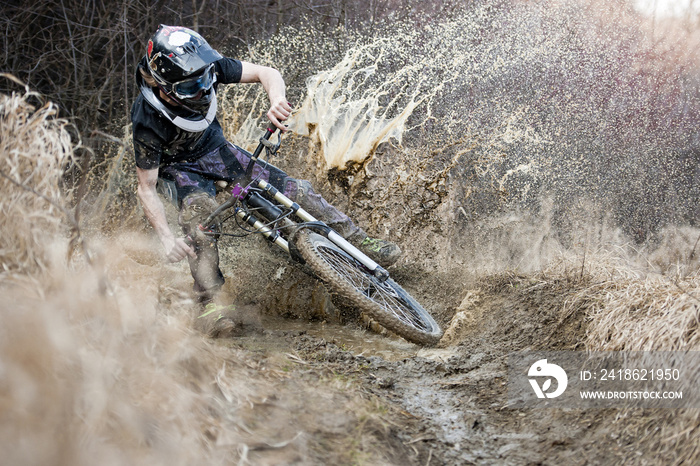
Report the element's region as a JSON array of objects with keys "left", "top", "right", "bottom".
[{"left": 192, "top": 0, "right": 207, "bottom": 31}]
